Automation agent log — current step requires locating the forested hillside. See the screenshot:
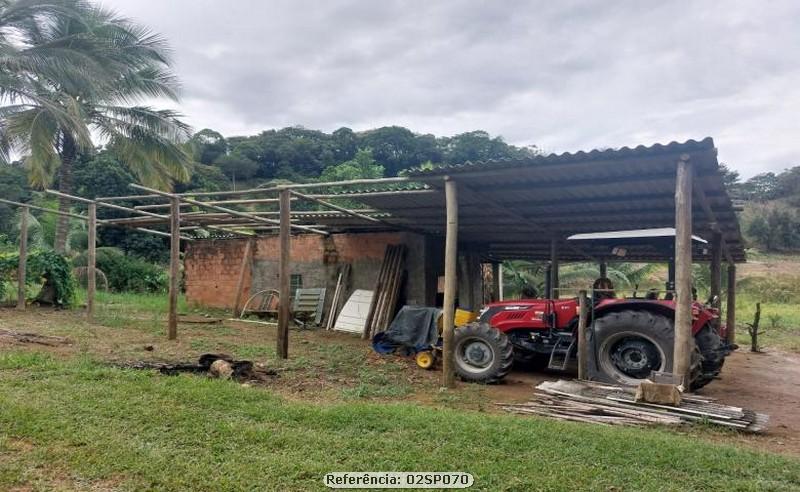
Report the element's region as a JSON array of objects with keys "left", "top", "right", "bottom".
[{"left": 722, "top": 165, "right": 800, "bottom": 253}]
